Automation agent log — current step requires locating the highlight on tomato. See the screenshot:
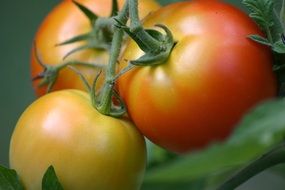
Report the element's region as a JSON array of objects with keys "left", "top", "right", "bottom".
[
  {"left": 117, "top": 0, "right": 277, "bottom": 153},
  {"left": 31, "top": 0, "right": 160, "bottom": 96},
  {"left": 9, "top": 90, "right": 146, "bottom": 190}
]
